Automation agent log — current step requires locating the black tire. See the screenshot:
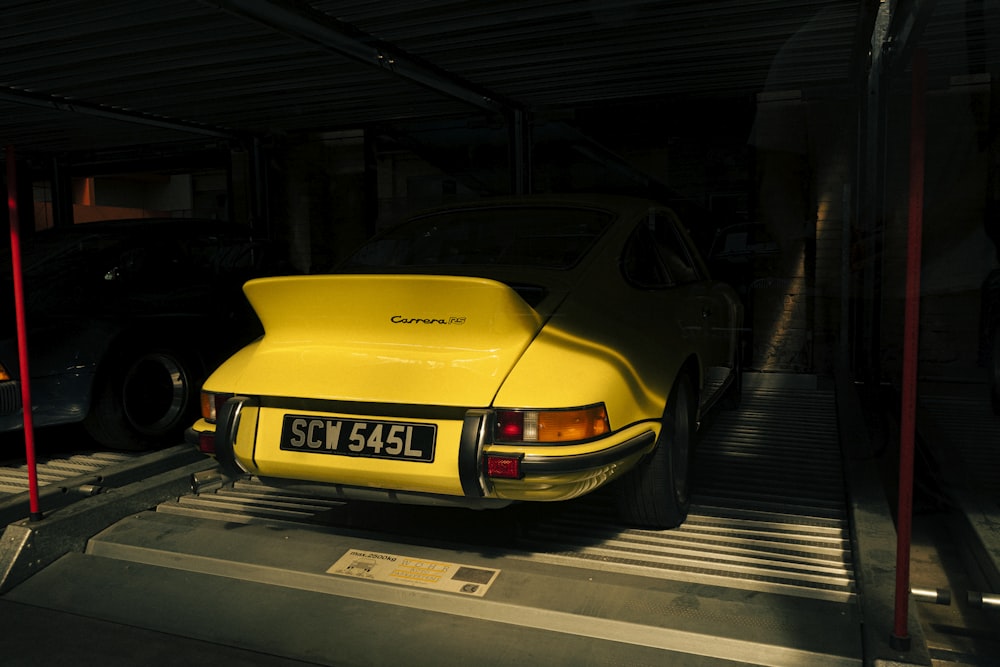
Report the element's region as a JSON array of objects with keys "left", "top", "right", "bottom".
[
  {"left": 84, "top": 341, "right": 203, "bottom": 450},
  {"left": 617, "top": 373, "right": 695, "bottom": 529}
]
